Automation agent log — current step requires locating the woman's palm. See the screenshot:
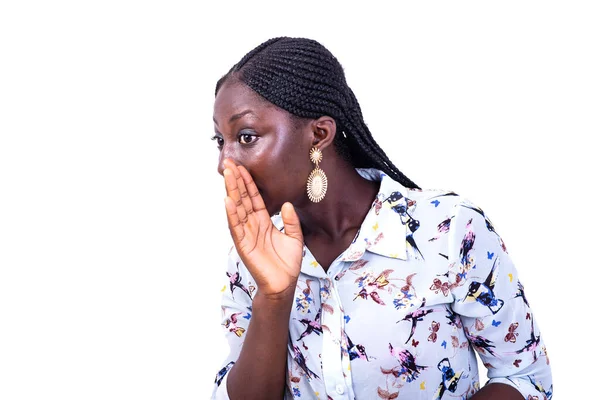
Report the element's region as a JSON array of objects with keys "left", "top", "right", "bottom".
[{"left": 223, "top": 161, "right": 303, "bottom": 298}]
